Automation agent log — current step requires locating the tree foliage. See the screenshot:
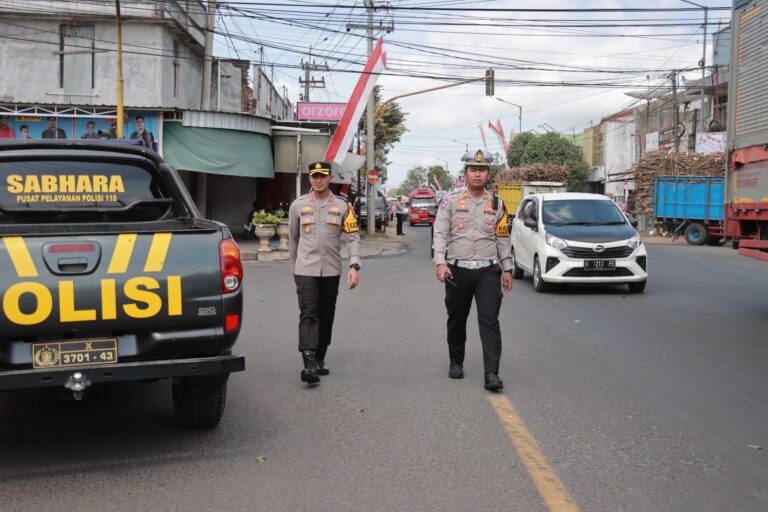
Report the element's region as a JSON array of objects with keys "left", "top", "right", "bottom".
[
  {"left": 359, "top": 85, "right": 408, "bottom": 184},
  {"left": 395, "top": 165, "right": 453, "bottom": 196},
  {"left": 506, "top": 132, "right": 588, "bottom": 192}
]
